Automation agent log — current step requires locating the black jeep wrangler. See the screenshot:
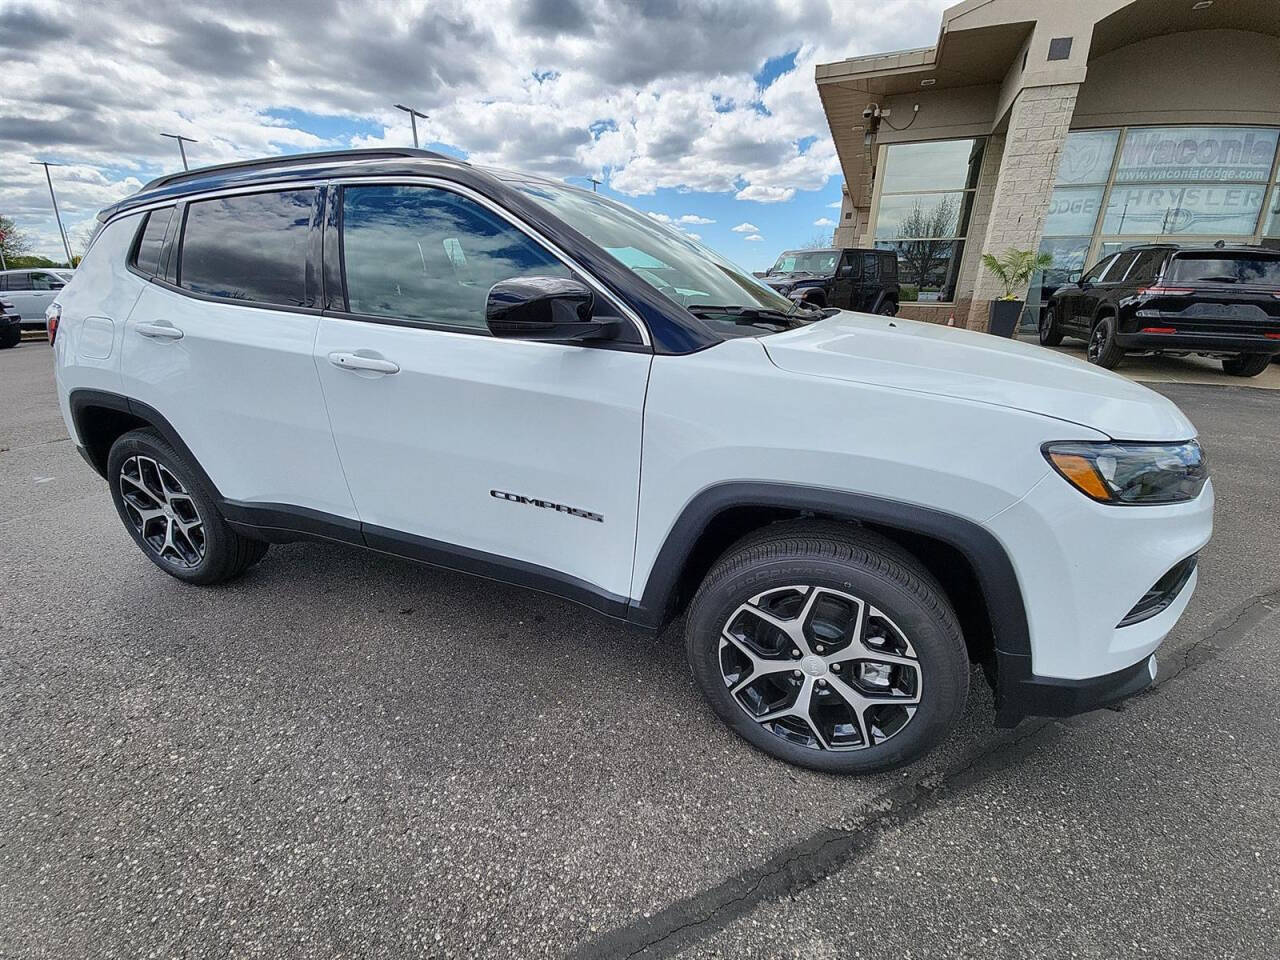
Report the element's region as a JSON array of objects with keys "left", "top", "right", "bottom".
[{"left": 761, "top": 247, "right": 899, "bottom": 315}]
